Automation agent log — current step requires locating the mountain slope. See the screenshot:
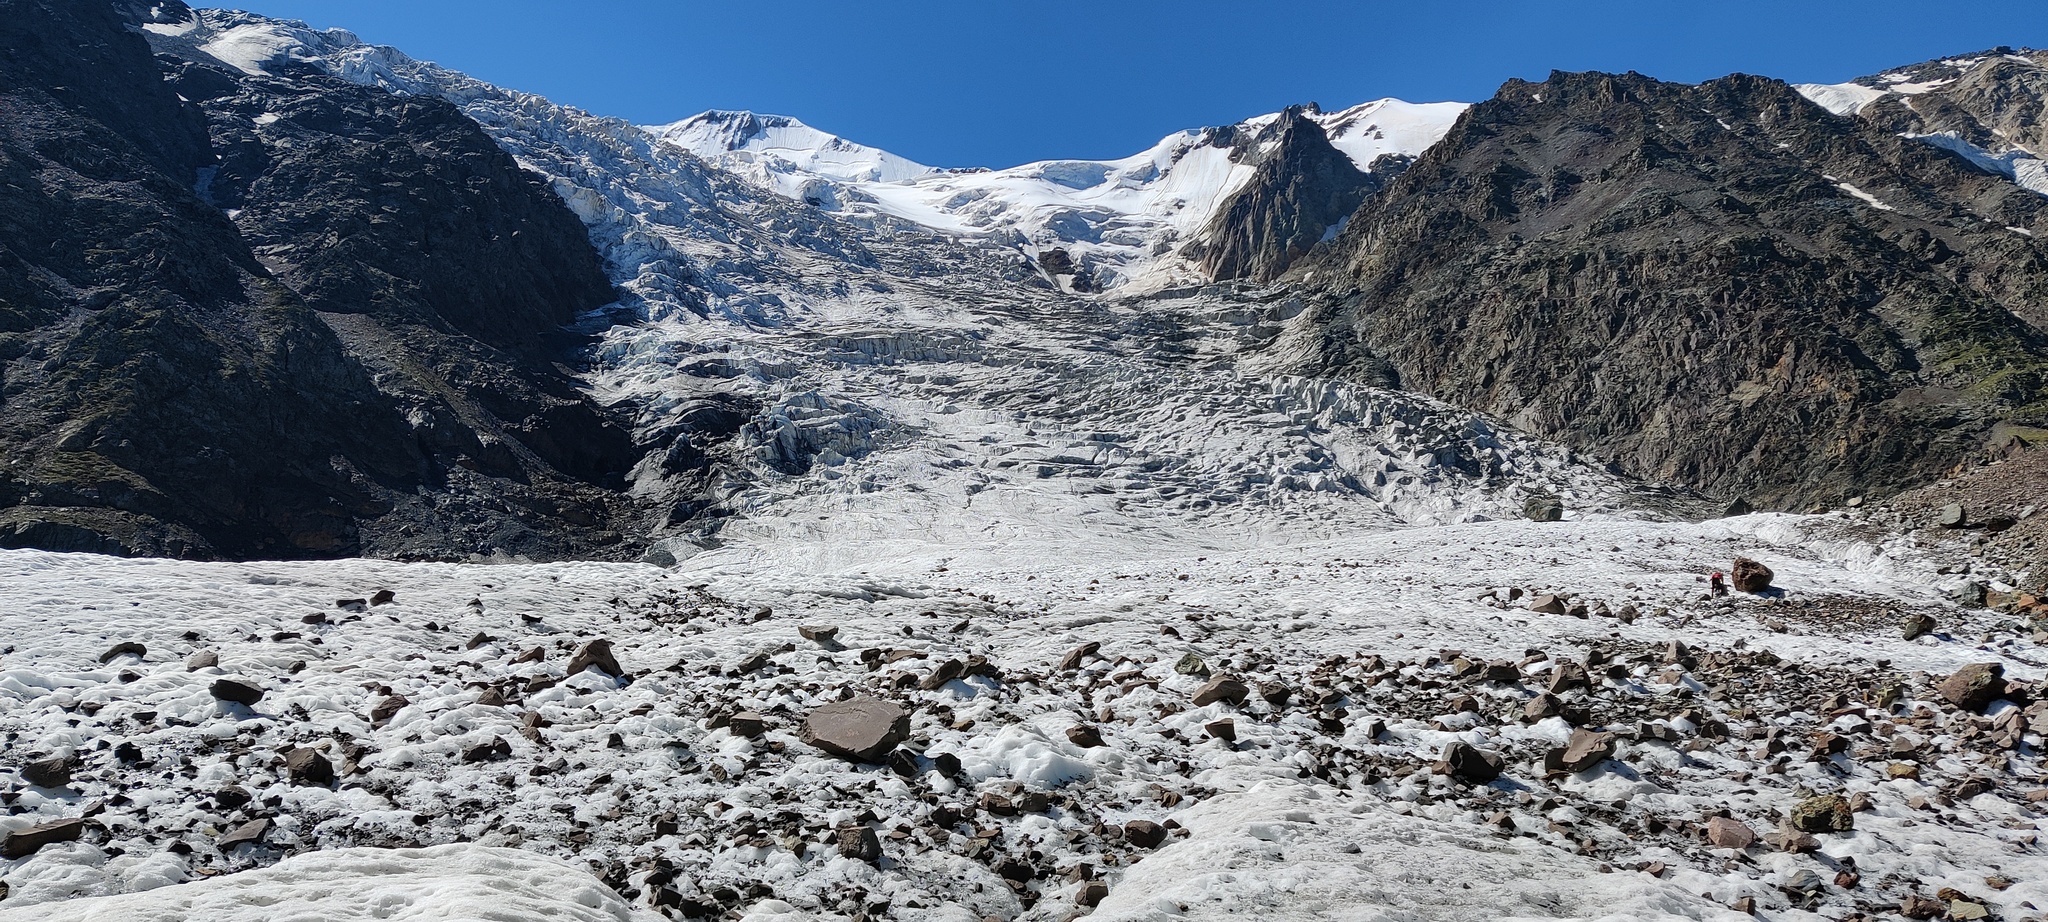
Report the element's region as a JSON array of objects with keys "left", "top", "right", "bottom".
[
  {"left": 1284, "top": 69, "right": 2048, "bottom": 509},
  {"left": 0, "top": 0, "right": 653, "bottom": 559}
]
